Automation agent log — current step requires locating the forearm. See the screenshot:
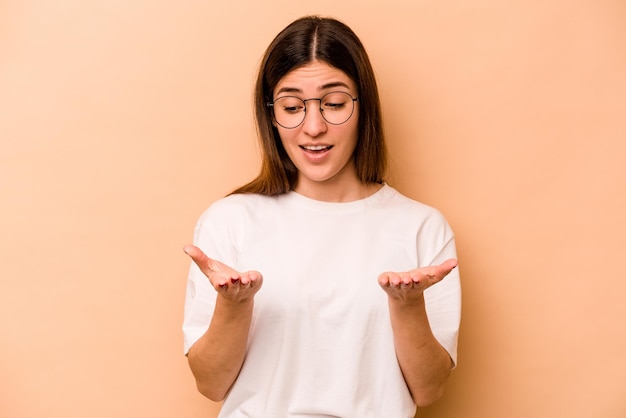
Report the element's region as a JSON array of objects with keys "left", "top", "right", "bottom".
[
  {"left": 388, "top": 295, "right": 452, "bottom": 407},
  {"left": 187, "top": 296, "right": 254, "bottom": 401}
]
